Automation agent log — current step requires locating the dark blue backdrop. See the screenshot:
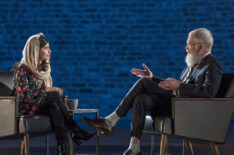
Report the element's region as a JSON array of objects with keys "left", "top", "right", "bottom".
[{"left": 0, "top": 0, "right": 234, "bottom": 128}]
